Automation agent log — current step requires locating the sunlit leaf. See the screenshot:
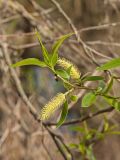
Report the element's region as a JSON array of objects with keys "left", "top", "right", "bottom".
[
  {"left": 82, "top": 76, "right": 104, "bottom": 82},
  {"left": 35, "top": 30, "right": 49, "bottom": 65},
  {"left": 51, "top": 33, "right": 74, "bottom": 66},
  {"left": 97, "top": 58, "right": 120, "bottom": 70},
  {"left": 56, "top": 69, "right": 70, "bottom": 80},
  {"left": 11, "top": 58, "right": 46, "bottom": 67},
  {"left": 51, "top": 51, "right": 58, "bottom": 67},
  {"left": 82, "top": 92, "right": 96, "bottom": 107},
  {"left": 104, "top": 97, "right": 120, "bottom": 111},
  {"left": 52, "top": 33, "right": 74, "bottom": 54},
  {"left": 70, "top": 95, "right": 78, "bottom": 102}
]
